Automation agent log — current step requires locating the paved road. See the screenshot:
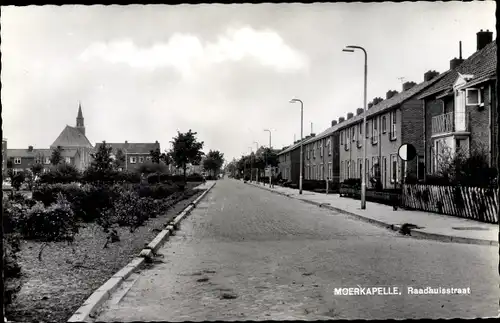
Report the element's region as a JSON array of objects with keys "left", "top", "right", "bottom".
[{"left": 96, "top": 179, "right": 498, "bottom": 321}]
